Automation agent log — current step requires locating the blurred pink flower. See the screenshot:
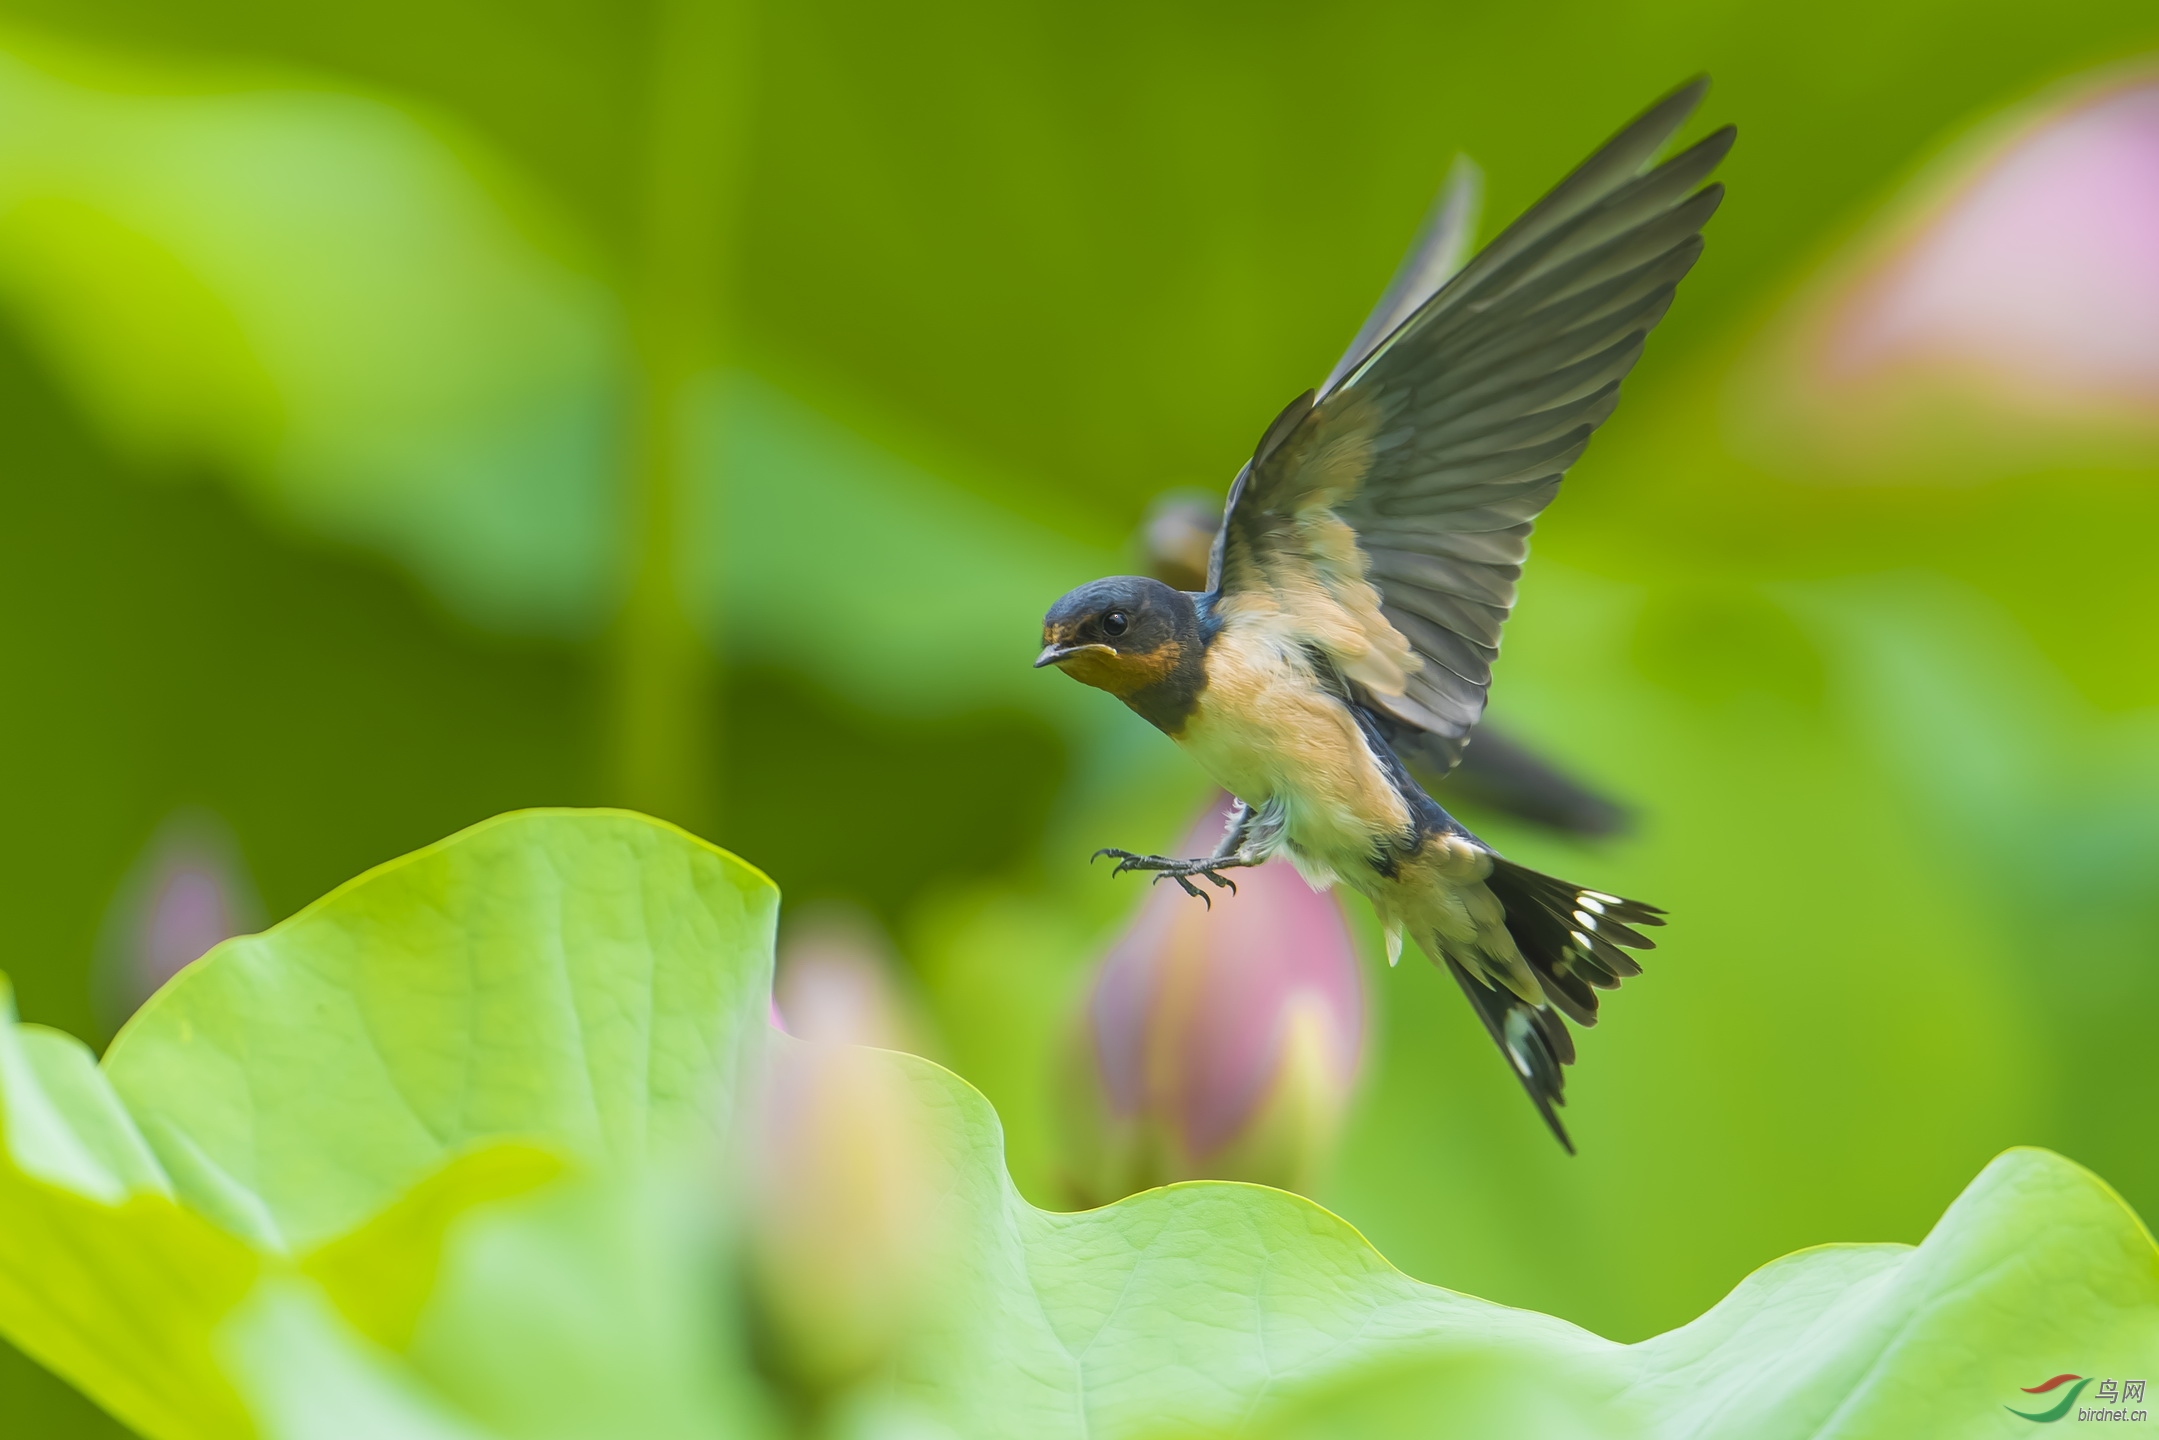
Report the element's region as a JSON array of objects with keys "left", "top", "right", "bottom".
[
  {"left": 94, "top": 808, "right": 262, "bottom": 1035},
  {"left": 1828, "top": 76, "right": 2159, "bottom": 410},
  {"left": 748, "top": 904, "right": 953, "bottom": 1391},
  {"left": 743, "top": 1034, "right": 947, "bottom": 1393},
  {"left": 1062, "top": 793, "right": 1365, "bottom": 1203},
  {"left": 770, "top": 903, "right": 926, "bottom": 1052},
  {"left": 1738, "top": 65, "right": 2159, "bottom": 477}
]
